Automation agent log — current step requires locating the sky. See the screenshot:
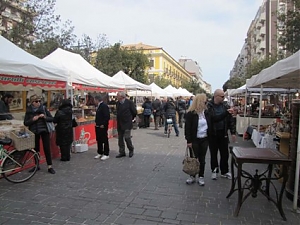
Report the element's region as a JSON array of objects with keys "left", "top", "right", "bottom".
[{"left": 54, "top": 0, "right": 262, "bottom": 91}]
